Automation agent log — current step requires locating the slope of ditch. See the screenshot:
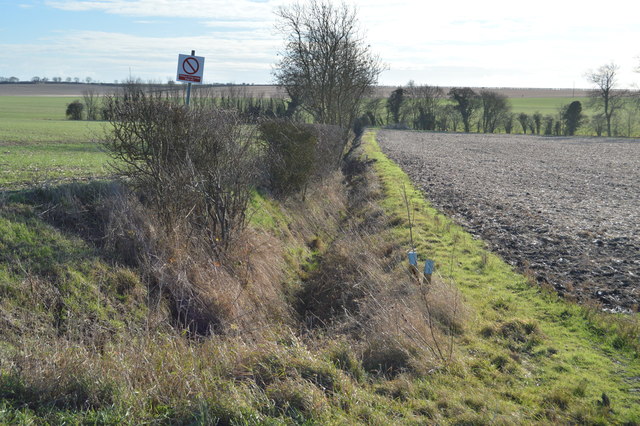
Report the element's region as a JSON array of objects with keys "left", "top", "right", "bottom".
[{"left": 377, "top": 129, "right": 640, "bottom": 311}]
